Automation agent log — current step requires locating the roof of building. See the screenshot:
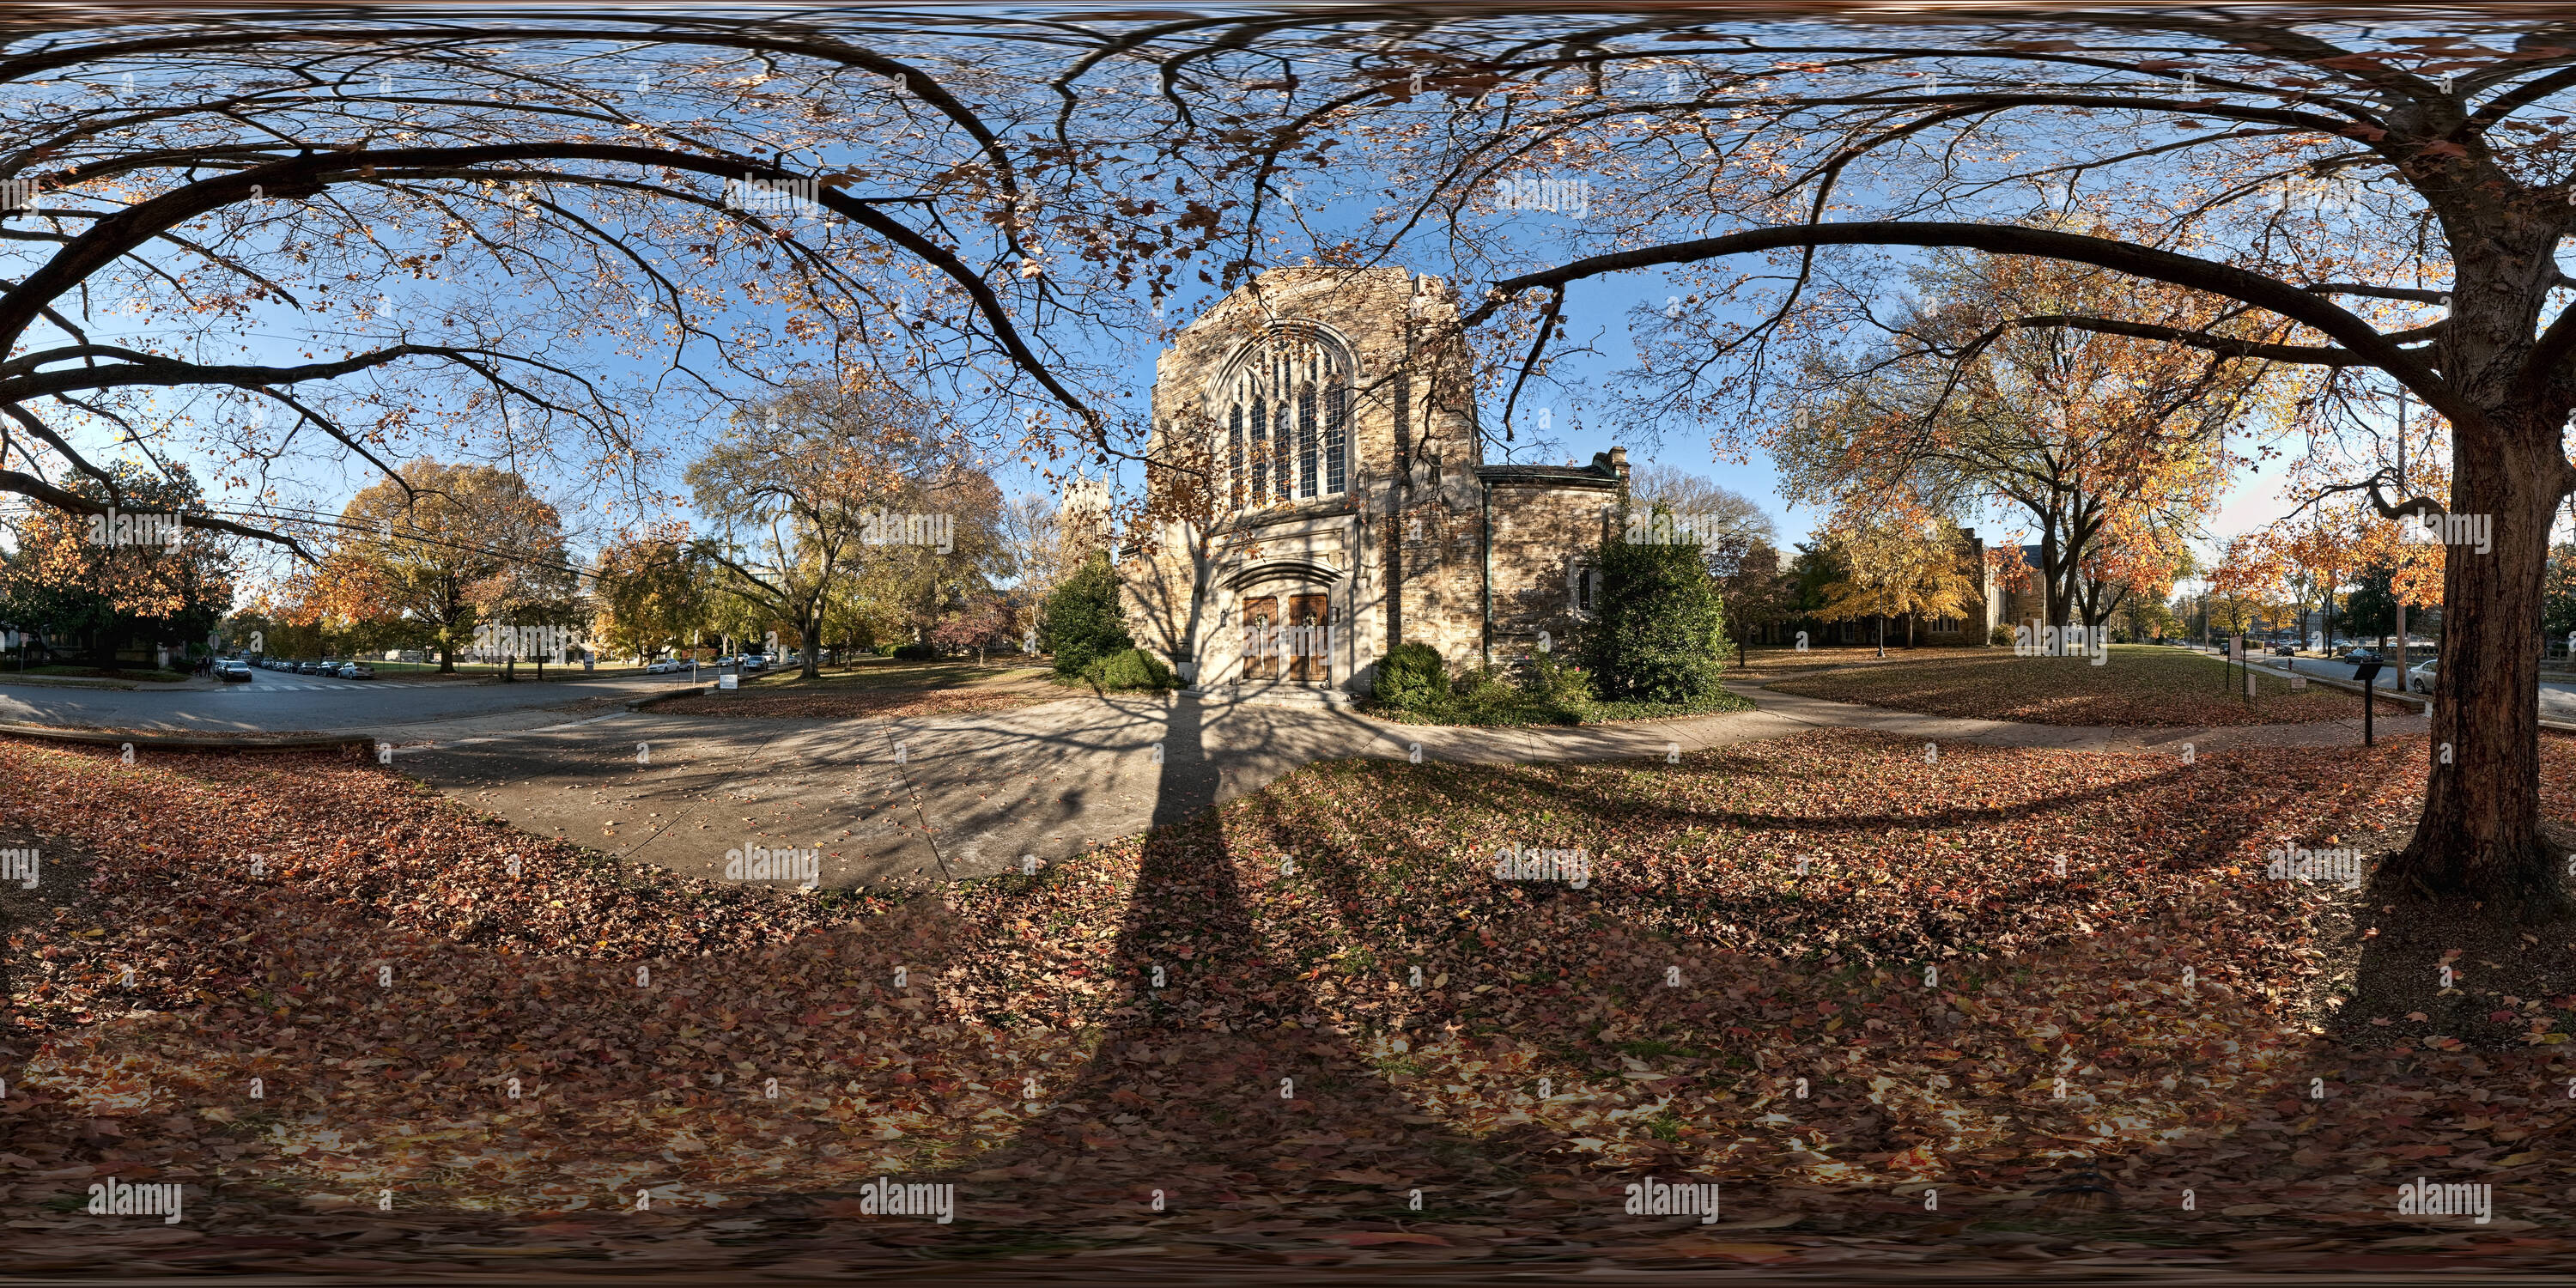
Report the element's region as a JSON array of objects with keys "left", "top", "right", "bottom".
[{"left": 1475, "top": 451, "right": 1624, "bottom": 489}]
